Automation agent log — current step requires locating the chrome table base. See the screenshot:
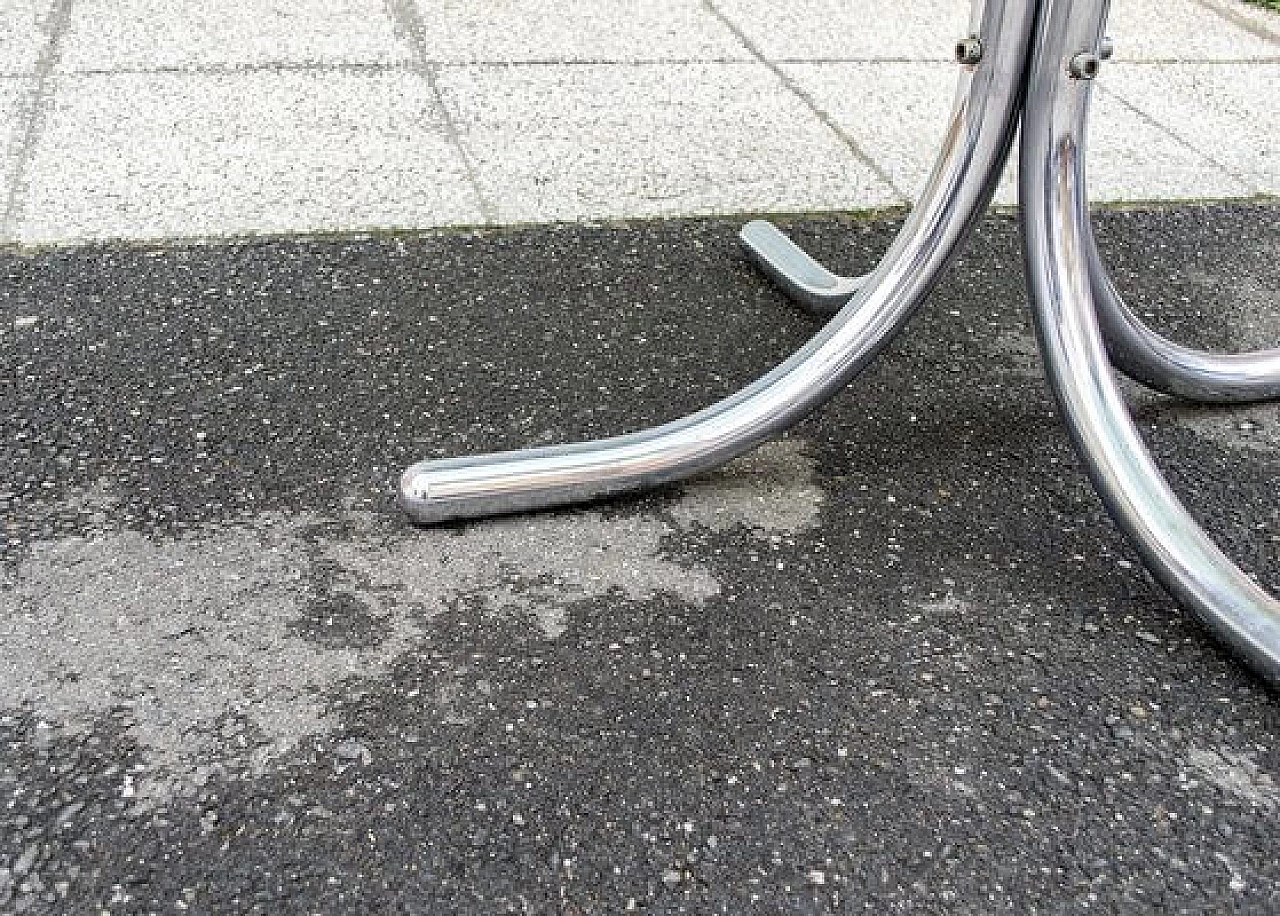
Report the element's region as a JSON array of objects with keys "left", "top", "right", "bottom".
[{"left": 400, "top": 0, "right": 1280, "bottom": 687}]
